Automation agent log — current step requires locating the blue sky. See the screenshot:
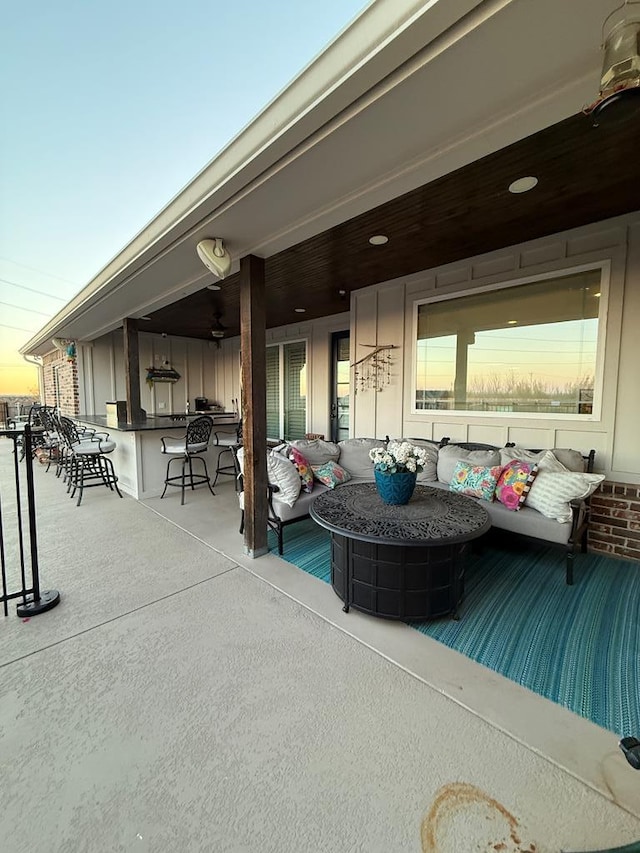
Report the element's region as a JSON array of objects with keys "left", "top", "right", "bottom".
[{"left": 0, "top": 0, "right": 368, "bottom": 392}]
